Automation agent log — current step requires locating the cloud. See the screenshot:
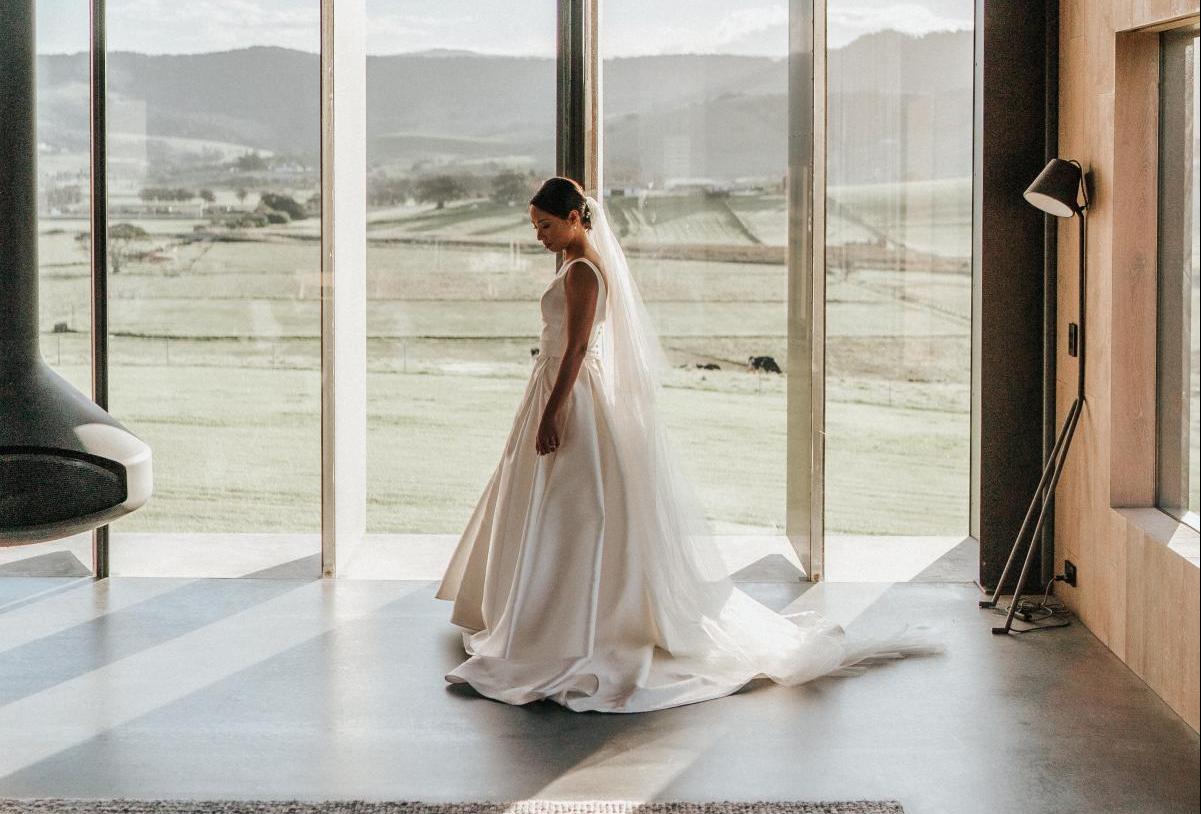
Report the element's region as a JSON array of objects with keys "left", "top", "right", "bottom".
[
  {"left": 603, "top": 2, "right": 968, "bottom": 57},
  {"left": 713, "top": 7, "right": 789, "bottom": 45},
  {"left": 38, "top": 0, "right": 971, "bottom": 57},
  {"left": 105, "top": 0, "right": 320, "bottom": 53},
  {"left": 365, "top": 10, "right": 553, "bottom": 56},
  {"left": 638, "top": 7, "right": 788, "bottom": 56},
  {"left": 828, "top": 4, "right": 971, "bottom": 48}
]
